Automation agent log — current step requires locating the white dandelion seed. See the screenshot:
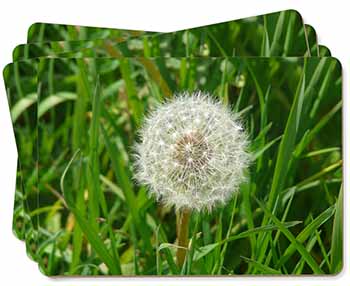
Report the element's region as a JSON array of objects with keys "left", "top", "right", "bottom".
[{"left": 133, "top": 91, "right": 250, "bottom": 212}]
